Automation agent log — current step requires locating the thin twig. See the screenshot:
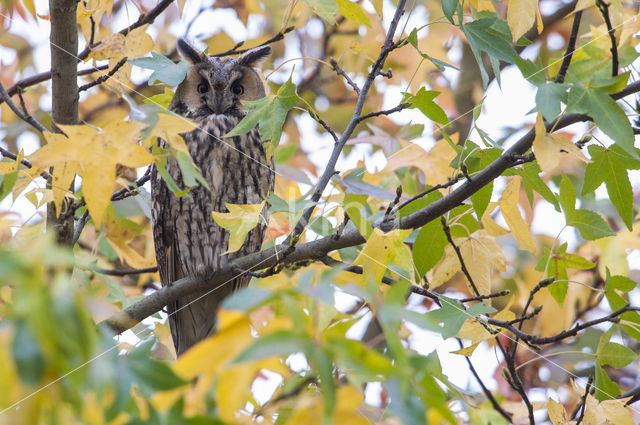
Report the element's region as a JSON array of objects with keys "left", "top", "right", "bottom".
[
  {"left": 286, "top": 0, "right": 408, "bottom": 244},
  {"left": 318, "top": 255, "right": 441, "bottom": 302},
  {"left": 459, "top": 339, "right": 514, "bottom": 423},
  {"left": 383, "top": 185, "right": 403, "bottom": 222},
  {"left": 459, "top": 289, "right": 510, "bottom": 303},
  {"left": 596, "top": 0, "right": 619, "bottom": 77},
  {"left": 574, "top": 376, "right": 593, "bottom": 424},
  {"left": 213, "top": 26, "right": 295, "bottom": 57},
  {"left": 357, "top": 103, "right": 411, "bottom": 123},
  {"left": 92, "top": 266, "right": 158, "bottom": 276},
  {"left": 554, "top": 11, "right": 582, "bottom": 83},
  {"left": 488, "top": 304, "right": 640, "bottom": 345},
  {"left": 0, "top": 81, "right": 48, "bottom": 133},
  {"left": 79, "top": 57, "right": 128, "bottom": 92},
  {"left": 393, "top": 173, "right": 464, "bottom": 213},
  {"left": 329, "top": 58, "right": 360, "bottom": 94},
  {"left": 71, "top": 210, "right": 90, "bottom": 246},
  {"left": 441, "top": 217, "right": 480, "bottom": 296}
]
